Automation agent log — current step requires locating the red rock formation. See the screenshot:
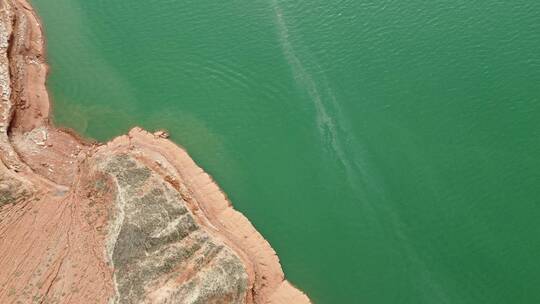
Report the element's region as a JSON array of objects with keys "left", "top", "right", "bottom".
[{"left": 0, "top": 0, "right": 311, "bottom": 303}]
